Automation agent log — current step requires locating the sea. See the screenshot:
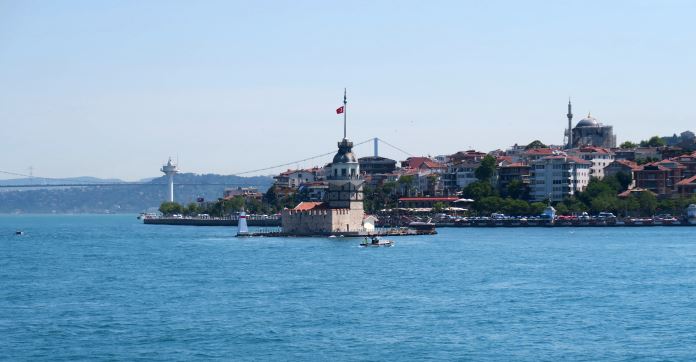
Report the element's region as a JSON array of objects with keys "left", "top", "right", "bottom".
[{"left": 2, "top": 214, "right": 696, "bottom": 361}]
